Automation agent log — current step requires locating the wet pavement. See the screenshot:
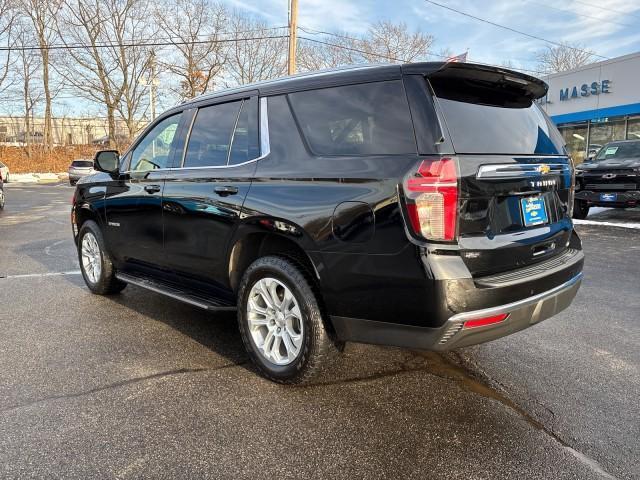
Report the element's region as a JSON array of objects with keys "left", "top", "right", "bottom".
[{"left": 0, "top": 184, "right": 638, "bottom": 479}]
